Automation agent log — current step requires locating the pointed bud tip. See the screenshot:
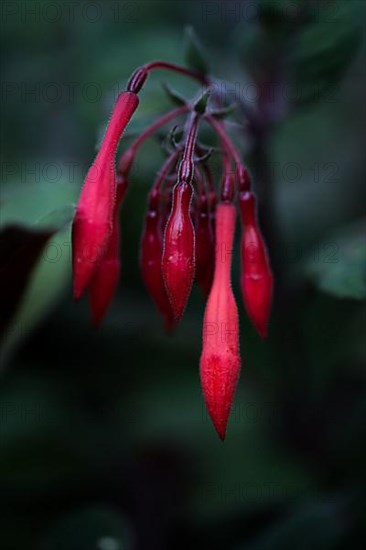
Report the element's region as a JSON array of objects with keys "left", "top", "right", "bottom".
[
  {"left": 171, "top": 304, "right": 186, "bottom": 322},
  {"left": 208, "top": 405, "right": 230, "bottom": 441},
  {"left": 214, "top": 423, "right": 227, "bottom": 441}
]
